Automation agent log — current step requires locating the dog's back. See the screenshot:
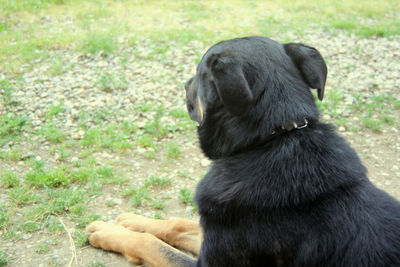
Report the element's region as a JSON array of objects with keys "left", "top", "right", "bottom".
[{"left": 195, "top": 121, "right": 400, "bottom": 266}]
